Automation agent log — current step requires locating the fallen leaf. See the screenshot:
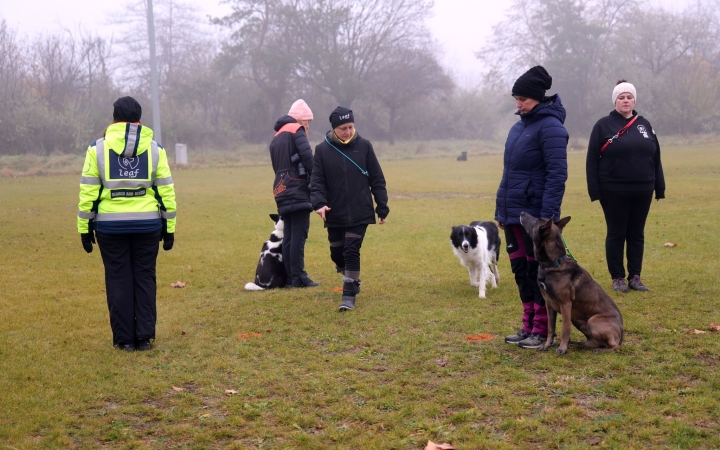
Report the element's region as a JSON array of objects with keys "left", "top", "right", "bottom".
[
  {"left": 688, "top": 329, "right": 707, "bottom": 335},
  {"left": 332, "top": 286, "right": 343, "bottom": 292},
  {"left": 236, "top": 332, "right": 263, "bottom": 340},
  {"left": 171, "top": 281, "right": 187, "bottom": 288},
  {"left": 225, "top": 389, "right": 238, "bottom": 395},
  {"left": 181, "top": 331, "right": 186, "bottom": 336},
  {"left": 425, "top": 441, "right": 455, "bottom": 450},
  {"left": 710, "top": 323, "right": 720, "bottom": 332},
  {"left": 467, "top": 334, "right": 494, "bottom": 341},
  {"left": 172, "top": 386, "right": 185, "bottom": 392},
  {"left": 435, "top": 359, "right": 448, "bottom": 367},
  {"left": 586, "top": 436, "right": 602, "bottom": 445},
  {"left": 663, "top": 242, "right": 678, "bottom": 247}
]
